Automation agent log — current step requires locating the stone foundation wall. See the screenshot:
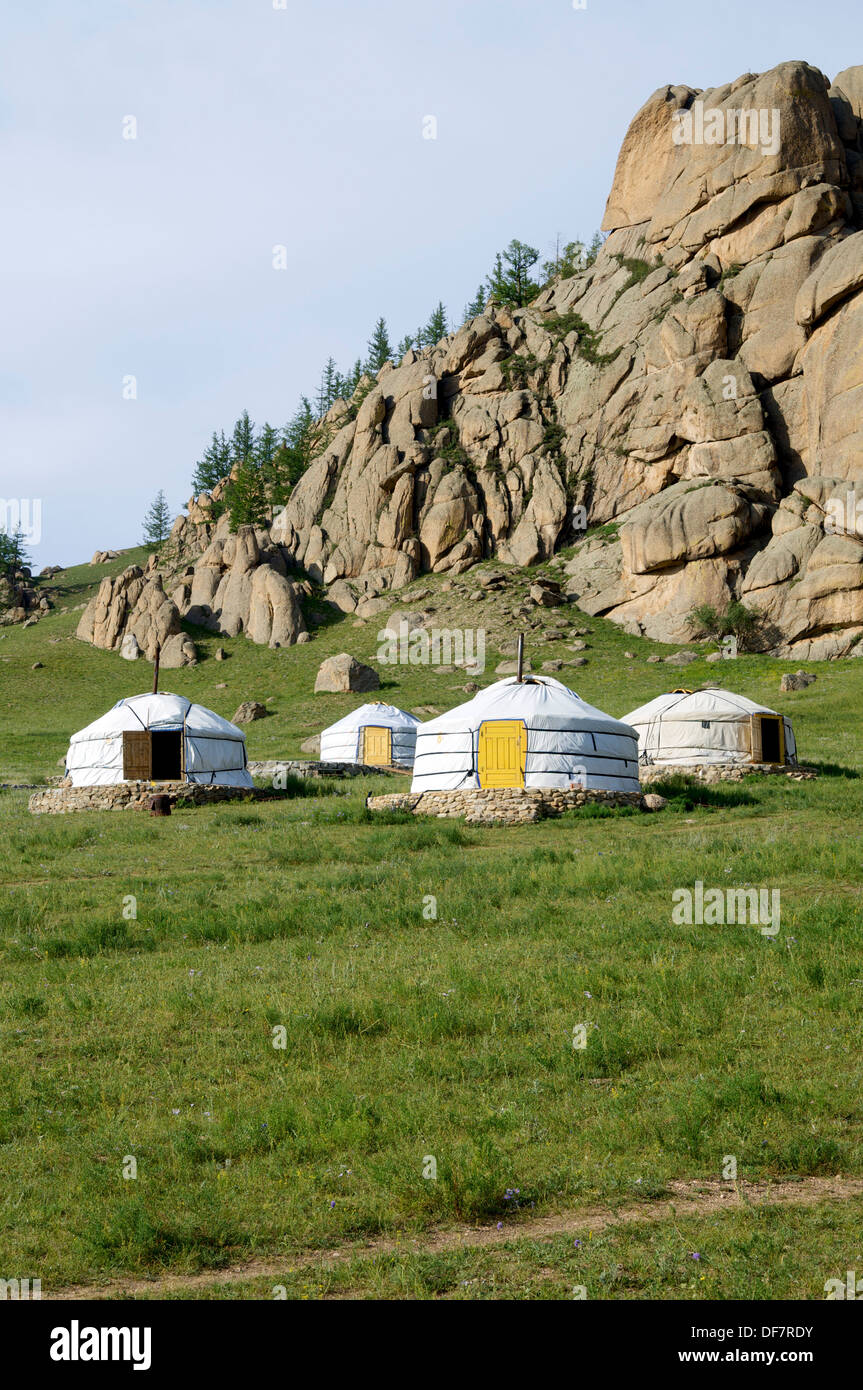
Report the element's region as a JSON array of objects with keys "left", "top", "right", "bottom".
[
  {"left": 28, "top": 779, "right": 264, "bottom": 815},
  {"left": 248, "top": 760, "right": 406, "bottom": 780},
  {"left": 366, "top": 786, "right": 647, "bottom": 825},
  {"left": 639, "top": 762, "right": 818, "bottom": 784}
]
